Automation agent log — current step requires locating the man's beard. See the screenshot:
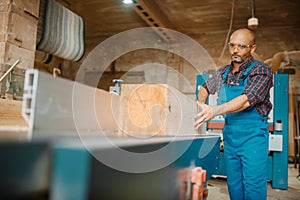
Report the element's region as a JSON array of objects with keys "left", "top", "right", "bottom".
[{"left": 231, "top": 53, "right": 243, "bottom": 63}]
